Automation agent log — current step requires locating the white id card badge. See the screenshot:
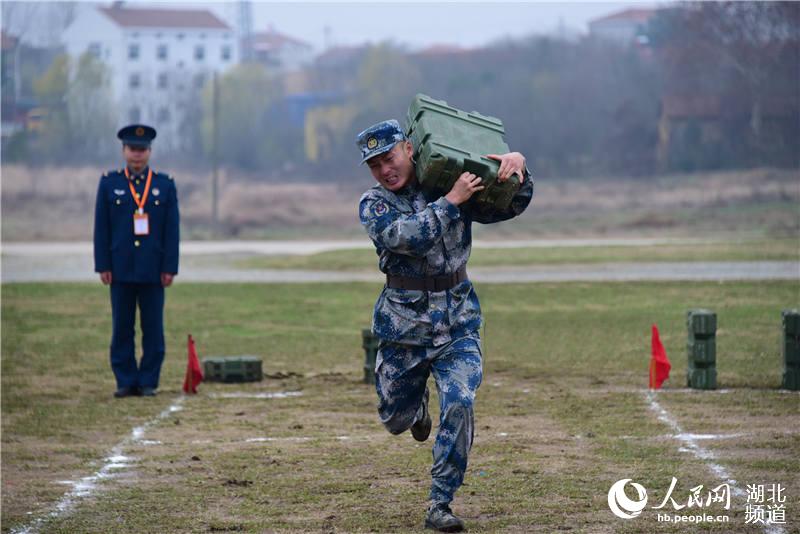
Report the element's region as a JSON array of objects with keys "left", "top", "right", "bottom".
[{"left": 133, "top": 212, "right": 150, "bottom": 235}]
